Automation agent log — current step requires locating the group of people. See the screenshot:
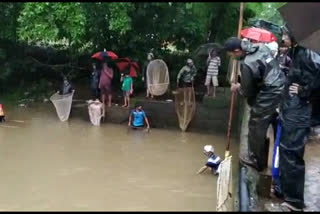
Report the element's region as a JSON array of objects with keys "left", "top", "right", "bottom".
[
  {"left": 176, "top": 50, "right": 222, "bottom": 98},
  {"left": 224, "top": 25, "right": 320, "bottom": 211},
  {"left": 88, "top": 57, "right": 150, "bottom": 129},
  {"left": 86, "top": 49, "right": 223, "bottom": 128}
]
